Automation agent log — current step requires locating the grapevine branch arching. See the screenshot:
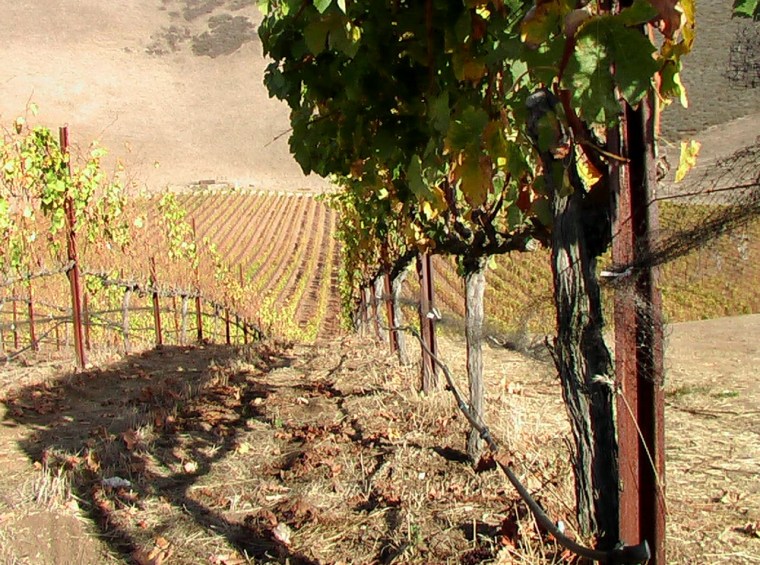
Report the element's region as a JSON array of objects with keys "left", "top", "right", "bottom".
[{"left": 390, "top": 324, "right": 651, "bottom": 564}]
